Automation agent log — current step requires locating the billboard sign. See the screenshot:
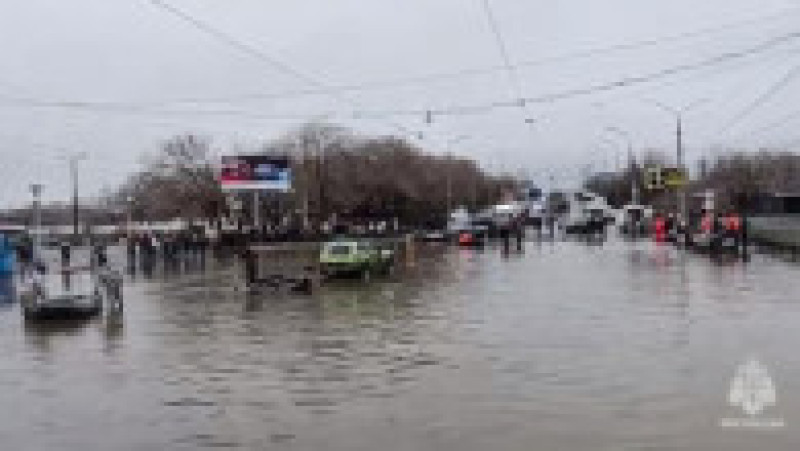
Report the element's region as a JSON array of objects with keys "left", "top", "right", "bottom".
[
  {"left": 645, "top": 165, "right": 664, "bottom": 191},
  {"left": 645, "top": 165, "right": 687, "bottom": 190},
  {"left": 220, "top": 155, "right": 292, "bottom": 191},
  {"left": 663, "top": 167, "right": 687, "bottom": 188}
]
